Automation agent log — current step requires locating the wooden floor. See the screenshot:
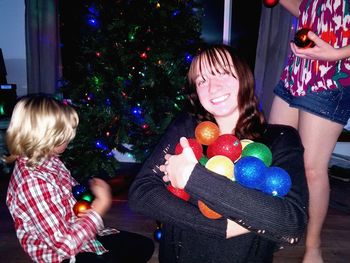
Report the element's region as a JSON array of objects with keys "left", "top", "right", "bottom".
[{"left": 1, "top": 172, "right": 350, "bottom": 263}]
